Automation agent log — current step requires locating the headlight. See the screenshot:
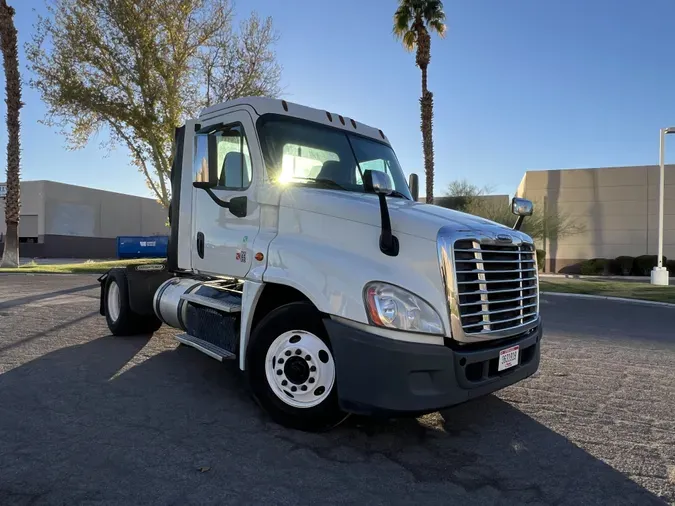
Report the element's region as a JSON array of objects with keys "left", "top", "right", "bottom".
[{"left": 364, "top": 282, "right": 444, "bottom": 335}]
